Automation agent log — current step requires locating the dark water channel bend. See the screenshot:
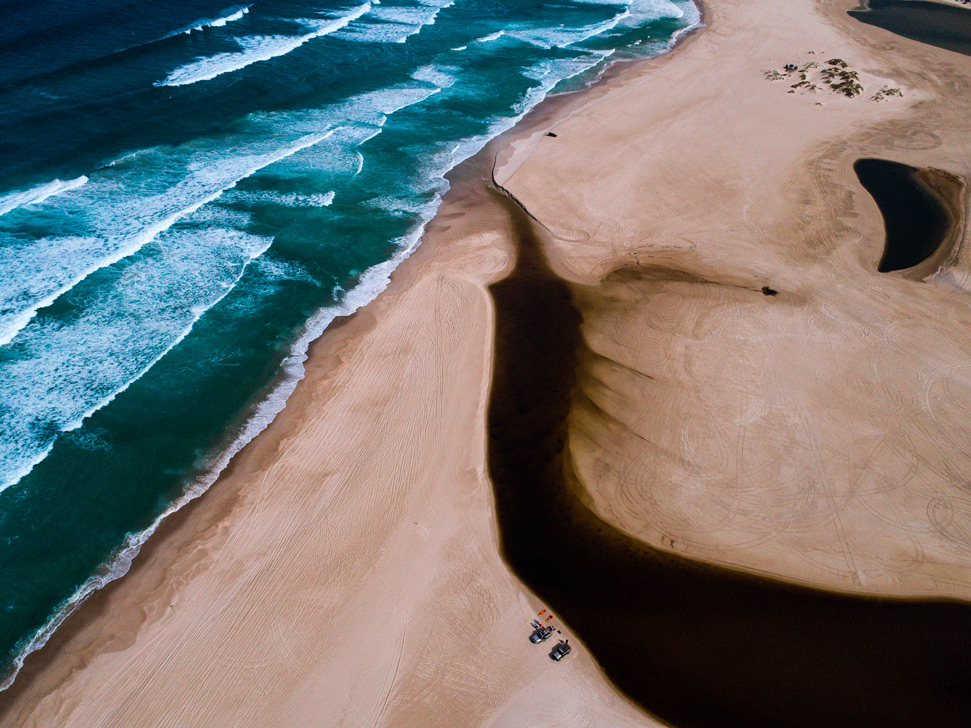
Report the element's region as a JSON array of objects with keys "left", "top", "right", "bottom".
[{"left": 486, "top": 190, "right": 971, "bottom": 728}]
